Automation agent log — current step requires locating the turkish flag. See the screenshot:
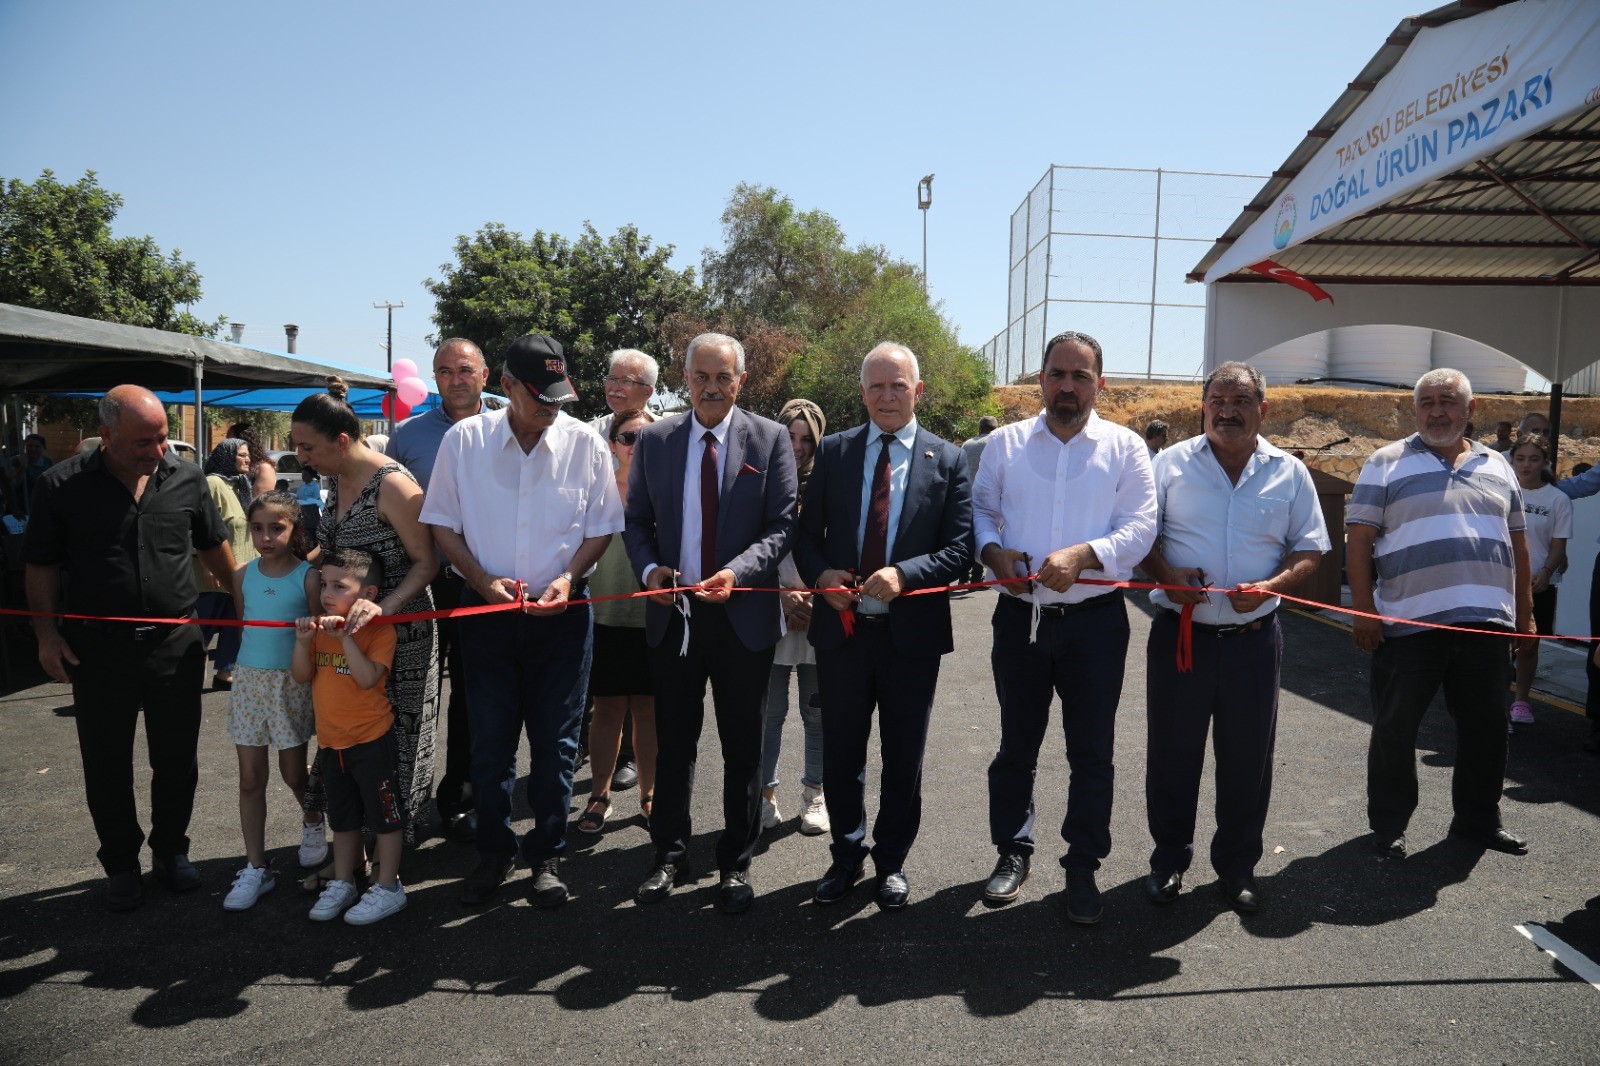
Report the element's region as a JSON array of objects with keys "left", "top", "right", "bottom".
[{"left": 1248, "top": 259, "right": 1334, "bottom": 303}]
